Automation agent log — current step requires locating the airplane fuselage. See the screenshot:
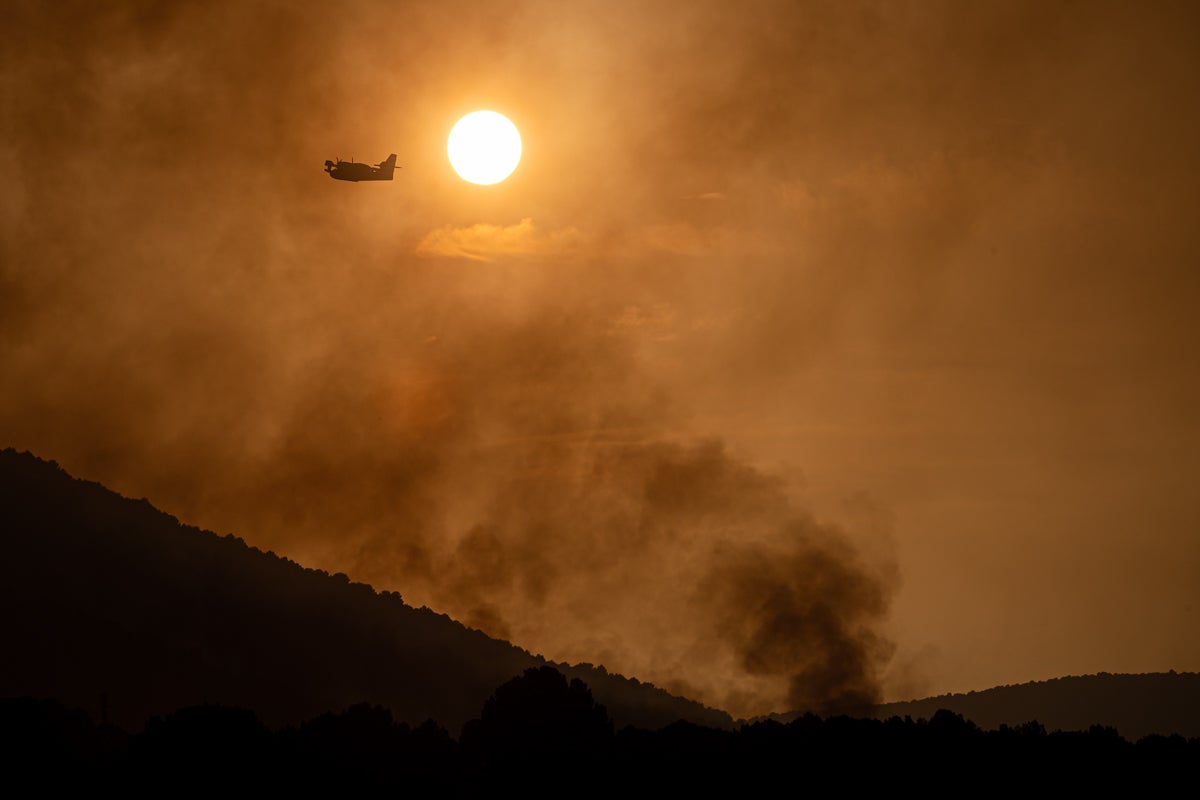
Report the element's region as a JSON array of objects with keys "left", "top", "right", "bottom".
[{"left": 325, "top": 153, "right": 398, "bottom": 182}]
